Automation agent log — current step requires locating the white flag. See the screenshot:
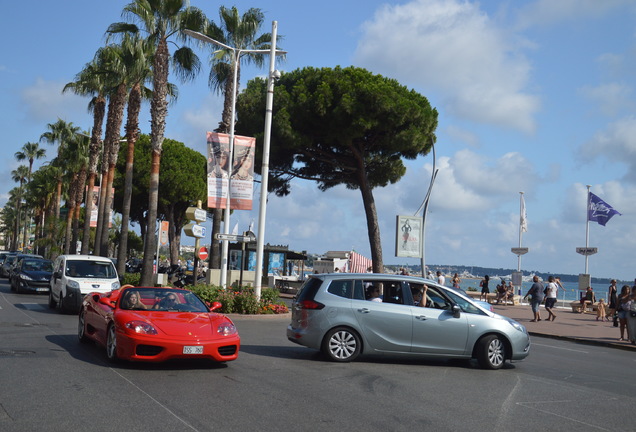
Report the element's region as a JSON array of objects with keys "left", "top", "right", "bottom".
[
  {"left": 520, "top": 195, "right": 528, "bottom": 232},
  {"left": 231, "top": 222, "right": 239, "bottom": 235}
]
